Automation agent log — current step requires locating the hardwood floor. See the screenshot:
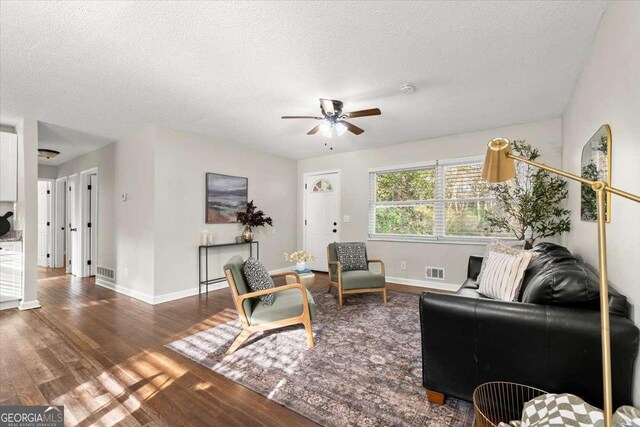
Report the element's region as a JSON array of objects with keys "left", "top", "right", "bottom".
[{"left": 0, "top": 268, "right": 438, "bottom": 426}]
